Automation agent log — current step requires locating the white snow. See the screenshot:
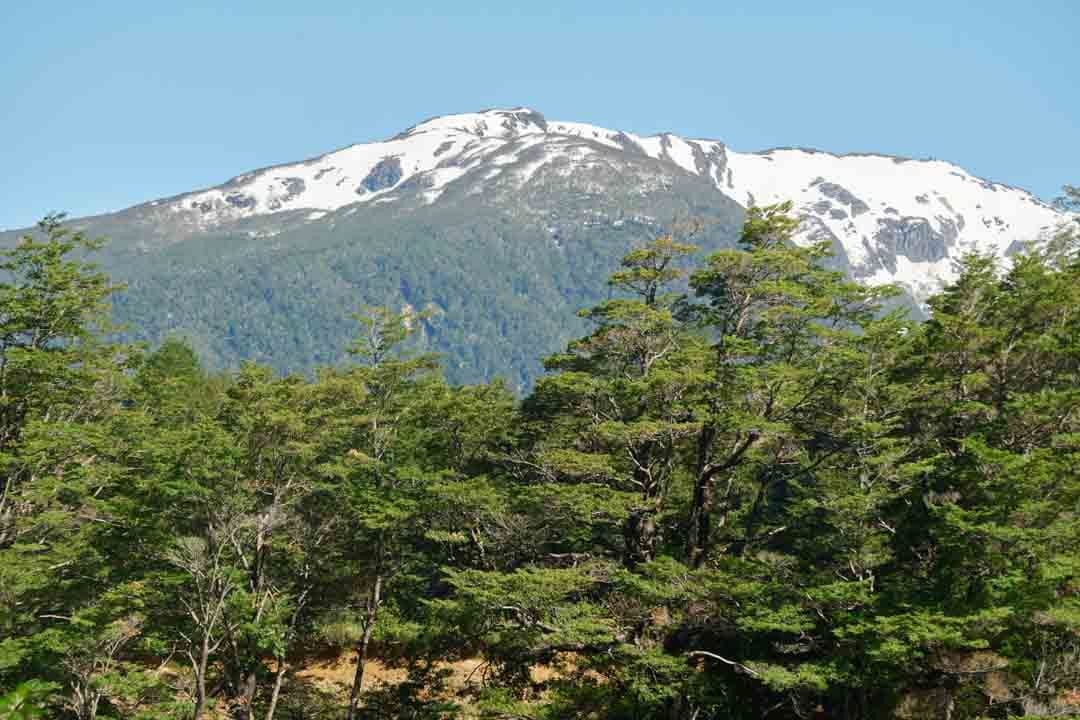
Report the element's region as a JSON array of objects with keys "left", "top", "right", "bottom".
[
  {"left": 712, "top": 148, "right": 1067, "bottom": 295},
  {"left": 172, "top": 110, "right": 551, "bottom": 225},
  {"left": 663, "top": 135, "right": 699, "bottom": 175},
  {"left": 628, "top": 134, "right": 665, "bottom": 160},
  {"left": 547, "top": 122, "right": 623, "bottom": 149},
  {"left": 866, "top": 255, "right": 956, "bottom": 298},
  {"left": 165, "top": 107, "right": 1074, "bottom": 302}
]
